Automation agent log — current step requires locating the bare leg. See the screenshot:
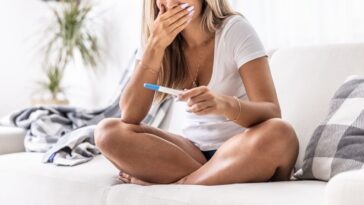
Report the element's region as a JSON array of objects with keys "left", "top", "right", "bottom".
[
  {"left": 176, "top": 118, "right": 299, "bottom": 185},
  {"left": 94, "top": 118, "right": 207, "bottom": 184}
]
